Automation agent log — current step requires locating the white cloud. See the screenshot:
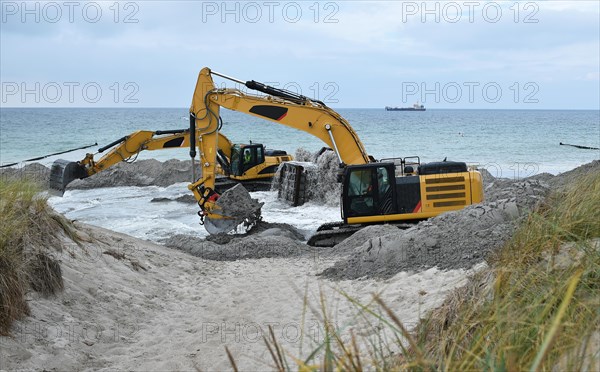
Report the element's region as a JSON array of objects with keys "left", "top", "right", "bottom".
[
  {"left": 537, "top": 0, "right": 600, "bottom": 13},
  {"left": 1, "top": 1, "right": 598, "bottom": 108}
]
